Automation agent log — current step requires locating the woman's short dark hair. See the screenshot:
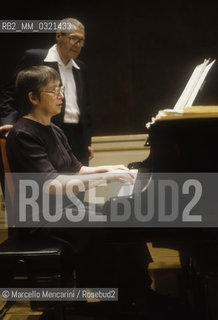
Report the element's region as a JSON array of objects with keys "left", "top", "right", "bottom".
[{"left": 16, "top": 65, "right": 60, "bottom": 115}]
